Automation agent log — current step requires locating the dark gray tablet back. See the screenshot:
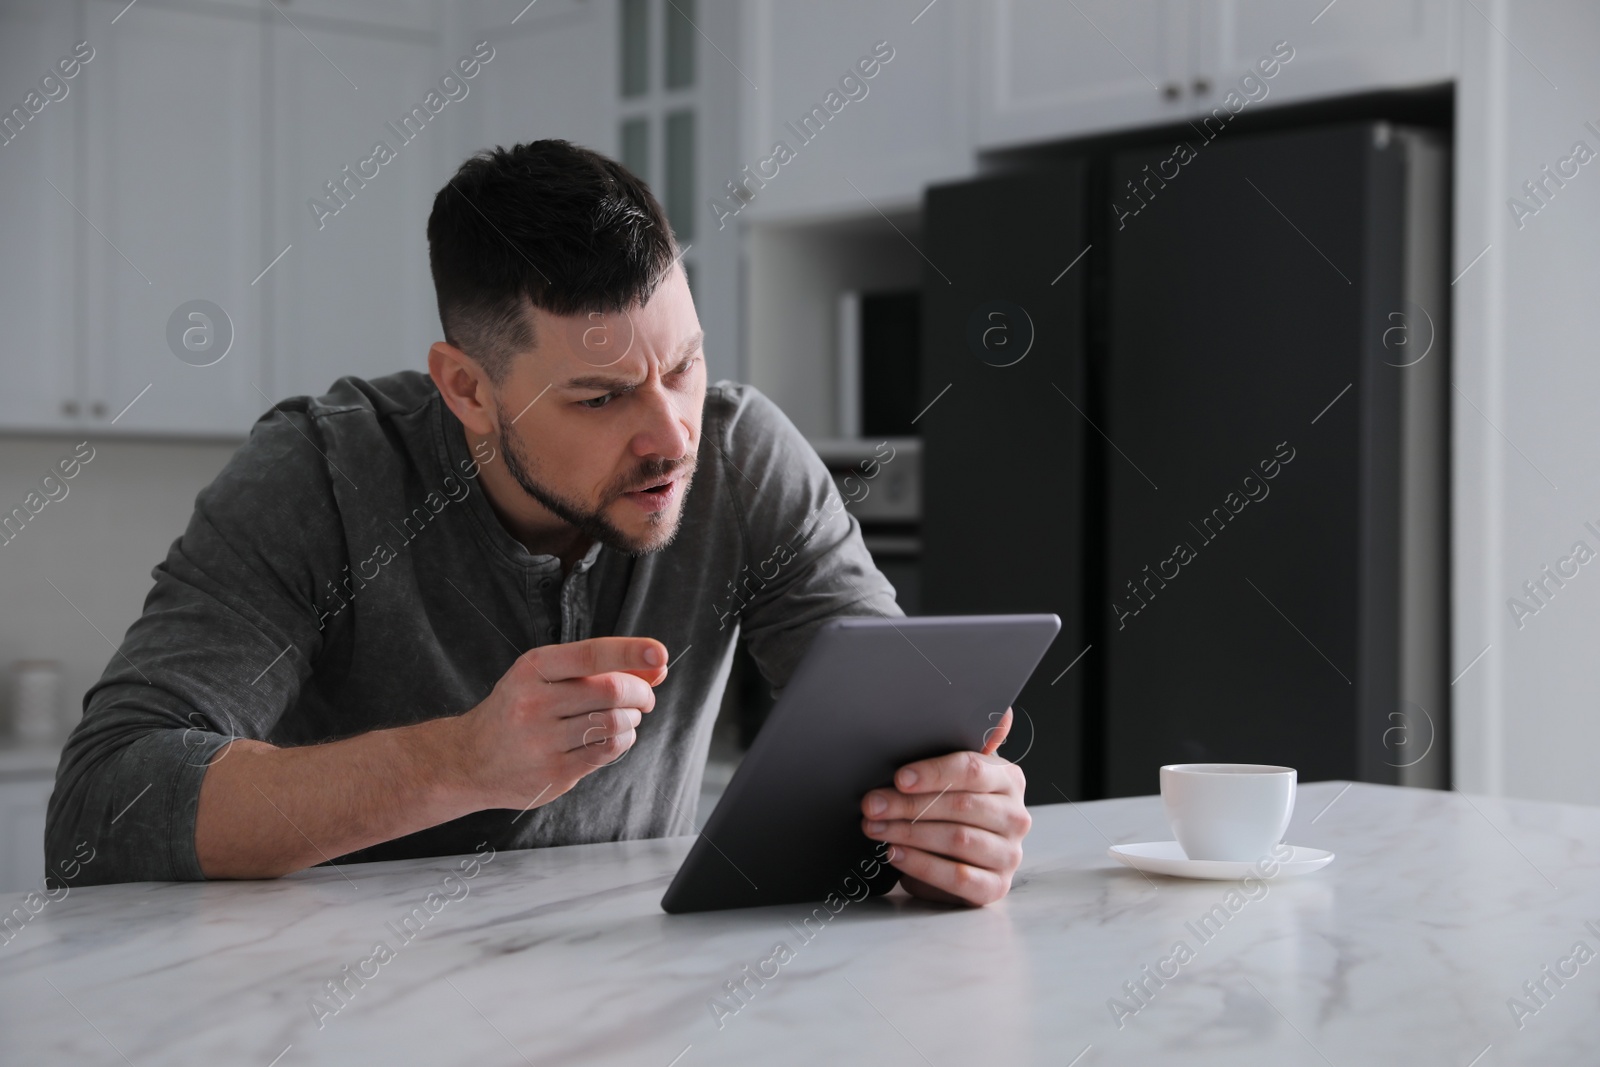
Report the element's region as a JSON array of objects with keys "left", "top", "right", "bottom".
[{"left": 661, "top": 613, "right": 1060, "bottom": 913}]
